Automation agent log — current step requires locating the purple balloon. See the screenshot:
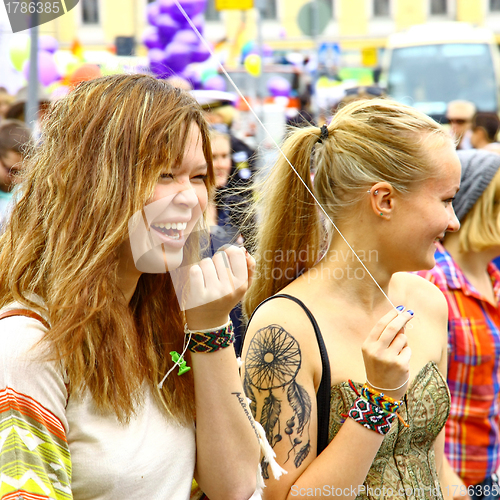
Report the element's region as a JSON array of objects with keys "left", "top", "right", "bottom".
[
  {"left": 39, "top": 35, "right": 58, "bottom": 54},
  {"left": 267, "top": 76, "right": 291, "bottom": 97},
  {"left": 143, "top": 27, "right": 165, "bottom": 50},
  {"left": 192, "top": 13, "right": 204, "bottom": 33},
  {"left": 148, "top": 48, "right": 168, "bottom": 76},
  {"left": 147, "top": 2, "right": 160, "bottom": 25},
  {"left": 156, "top": 13, "right": 179, "bottom": 44},
  {"left": 170, "top": 0, "right": 207, "bottom": 22},
  {"left": 191, "top": 42, "right": 211, "bottom": 63},
  {"left": 203, "top": 75, "right": 226, "bottom": 92},
  {"left": 179, "top": 66, "right": 202, "bottom": 89},
  {"left": 163, "top": 42, "right": 192, "bottom": 73},
  {"left": 172, "top": 29, "right": 199, "bottom": 47},
  {"left": 23, "top": 50, "right": 60, "bottom": 87},
  {"left": 158, "top": 0, "right": 174, "bottom": 14}
]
